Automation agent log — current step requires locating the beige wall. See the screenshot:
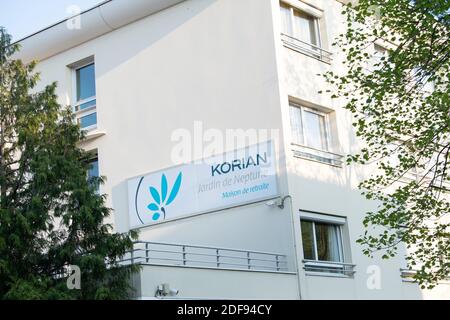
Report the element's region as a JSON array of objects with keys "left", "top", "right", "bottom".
[{"left": 136, "top": 265, "right": 299, "bottom": 299}]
